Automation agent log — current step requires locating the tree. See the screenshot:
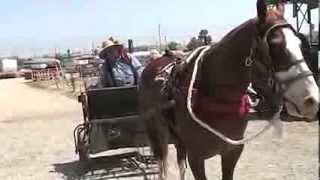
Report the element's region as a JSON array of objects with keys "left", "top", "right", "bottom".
[
  {"left": 92, "top": 48, "right": 98, "bottom": 56},
  {"left": 198, "top": 29, "right": 208, "bottom": 43},
  {"left": 167, "top": 41, "right": 180, "bottom": 50},
  {"left": 67, "top": 49, "right": 71, "bottom": 57},
  {"left": 198, "top": 29, "right": 212, "bottom": 45},
  {"left": 205, "top": 35, "right": 212, "bottom": 45},
  {"left": 186, "top": 37, "right": 202, "bottom": 51},
  {"left": 187, "top": 29, "right": 213, "bottom": 50}
]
